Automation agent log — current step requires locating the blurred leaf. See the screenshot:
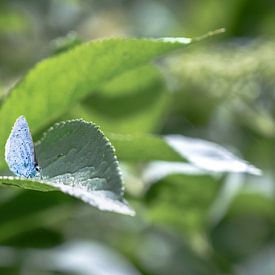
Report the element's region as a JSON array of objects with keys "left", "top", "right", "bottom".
[
  {"left": 210, "top": 193, "right": 275, "bottom": 263},
  {"left": 109, "top": 134, "right": 261, "bottom": 176},
  {"left": 134, "top": 229, "right": 217, "bottom": 275},
  {"left": 16, "top": 241, "right": 142, "bottom": 275},
  {"left": 165, "top": 135, "right": 261, "bottom": 175},
  {"left": 71, "top": 65, "right": 170, "bottom": 133},
  {"left": 146, "top": 174, "right": 220, "bottom": 235},
  {"left": 0, "top": 36, "right": 192, "bottom": 166},
  {"left": 50, "top": 31, "right": 82, "bottom": 54},
  {"left": 109, "top": 133, "right": 183, "bottom": 162},
  {"left": 165, "top": 41, "right": 275, "bottom": 137},
  {"left": 0, "top": 120, "right": 134, "bottom": 216},
  {"left": 236, "top": 245, "right": 275, "bottom": 275},
  {"left": 0, "top": 190, "right": 73, "bottom": 243},
  {"left": 0, "top": 9, "right": 29, "bottom": 33},
  {"left": 49, "top": 206, "right": 218, "bottom": 275},
  {"left": 1, "top": 228, "right": 64, "bottom": 248},
  {"left": 143, "top": 162, "right": 213, "bottom": 185}
]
